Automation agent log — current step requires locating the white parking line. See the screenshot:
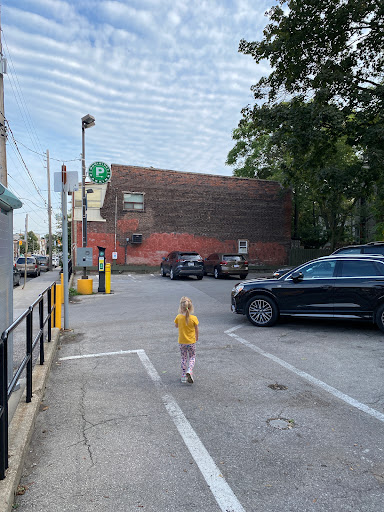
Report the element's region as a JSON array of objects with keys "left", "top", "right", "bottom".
[
  {"left": 224, "top": 328, "right": 384, "bottom": 424},
  {"left": 60, "top": 349, "right": 246, "bottom": 512}
]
